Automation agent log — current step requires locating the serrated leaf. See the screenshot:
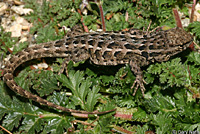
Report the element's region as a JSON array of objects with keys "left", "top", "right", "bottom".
[
  {"left": 174, "top": 122, "right": 200, "bottom": 132},
  {"left": 132, "top": 107, "right": 148, "bottom": 122},
  {"left": 57, "top": 71, "right": 102, "bottom": 111},
  {"left": 144, "top": 95, "right": 176, "bottom": 113},
  {"left": 0, "top": 84, "right": 12, "bottom": 120},
  {"left": 20, "top": 116, "right": 44, "bottom": 133},
  {"left": 47, "top": 92, "right": 73, "bottom": 109},
  {"left": 16, "top": 69, "right": 60, "bottom": 97},
  {"left": 99, "top": 100, "right": 116, "bottom": 114},
  {"left": 61, "top": 71, "right": 84, "bottom": 97},
  {"left": 84, "top": 86, "right": 101, "bottom": 112},
  {"left": 150, "top": 112, "right": 172, "bottom": 133},
  {"left": 187, "top": 52, "right": 200, "bottom": 65},
  {"left": 0, "top": 95, "right": 44, "bottom": 132},
  {"left": 3, "top": 112, "right": 22, "bottom": 130},
  {"left": 44, "top": 117, "right": 72, "bottom": 134},
  {"left": 135, "top": 125, "right": 149, "bottom": 134},
  {"left": 78, "top": 78, "right": 92, "bottom": 103},
  {"left": 148, "top": 58, "right": 188, "bottom": 87},
  {"left": 35, "top": 25, "right": 62, "bottom": 43},
  {"left": 100, "top": 75, "right": 115, "bottom": 86},
  {"left": 188, "top": 21, "right": 200, "bottom": 39},
  {"left": 117, "top": 96, "right": 136, "bottom": 108},
  {"left": 13, "top": 42, "right": 28, "bottom": 54},
  {"left": 33, "top": 70, "right": 60, "bottom": 96}
]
